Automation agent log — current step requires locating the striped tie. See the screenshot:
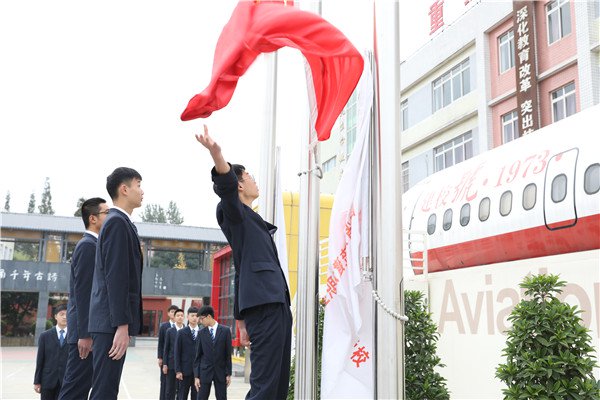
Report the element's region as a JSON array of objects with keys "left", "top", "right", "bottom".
[
  {"left": 209, "top": 327, "right": 215, "bottom": 343},
  {"left": 59, "top": 329, "right": 65, "bottom": 347}
]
